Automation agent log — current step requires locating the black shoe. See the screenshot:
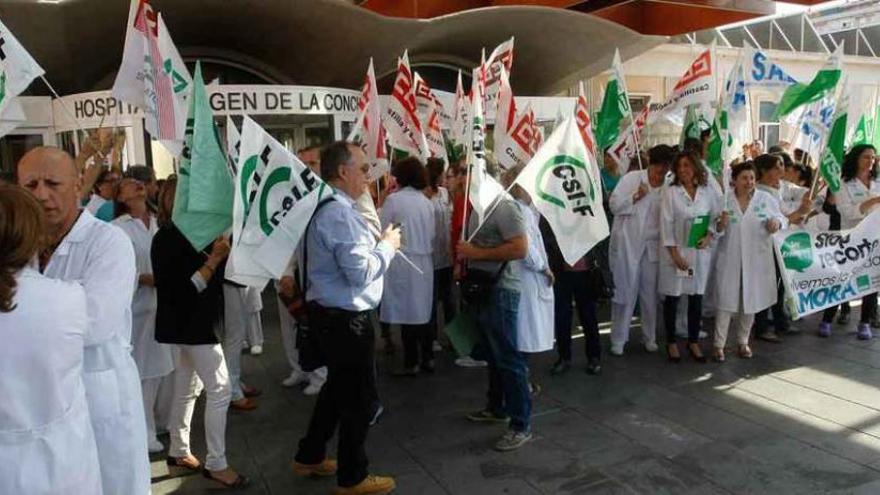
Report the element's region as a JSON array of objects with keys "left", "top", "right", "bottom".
[
  {"left": 550, "top": 359, "right": 571, "bottom": 375},
  {"left": 585, "top": 359, "right": 602, "bottom": 375},
  {"left": 420, "top": 360, "right": 435, "bottom": 374}
]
